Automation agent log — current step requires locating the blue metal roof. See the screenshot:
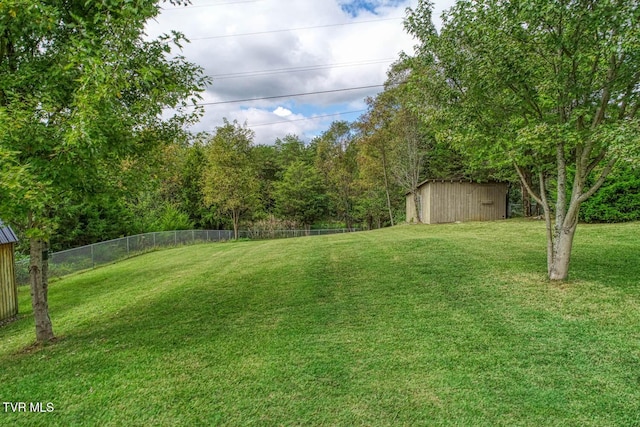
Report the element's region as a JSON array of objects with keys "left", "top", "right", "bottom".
[{"left": 0, "top": 219, "right": 18, "bottom": 244}]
